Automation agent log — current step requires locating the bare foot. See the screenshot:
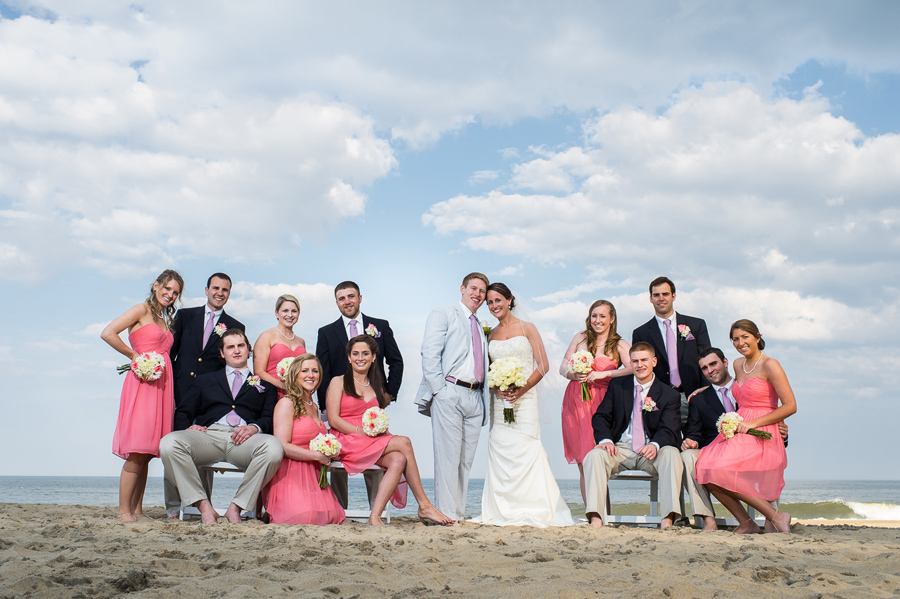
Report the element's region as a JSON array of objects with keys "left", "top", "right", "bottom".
[
  {"left": 771, "top": 511, "right": 791, "bottom": 533},
  {"left": 764, "top": 519, "right": 775, "bottom": 533},
  {"left": 117, "top": 513, "right": 136, "bottom": 523},
  {"left": 701, "top": 516, "right": 718, "bottom": 531},
  {"left": 196, "top": 500, "right": 220, "bottom": 524},
  {"left": 589, "top": 515, "right": 604, "bottom": 529},
  {"left": 223, "top": 503, "right": 243, "bottom": 524},
  {"left": 417, "top": 504, "right": 455, "bottom": 526},
  {"left": 368, "top": 516, "right": 385, "bottom": 527},
  {"left": 660, "top": 512, "right": 679, "bottom": 530},
  {"left": 167, "top": 512, "right": 180, "bottom": 521},
  {"left": 733, "top": 519, "right": 761, "bottom": 534}
]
